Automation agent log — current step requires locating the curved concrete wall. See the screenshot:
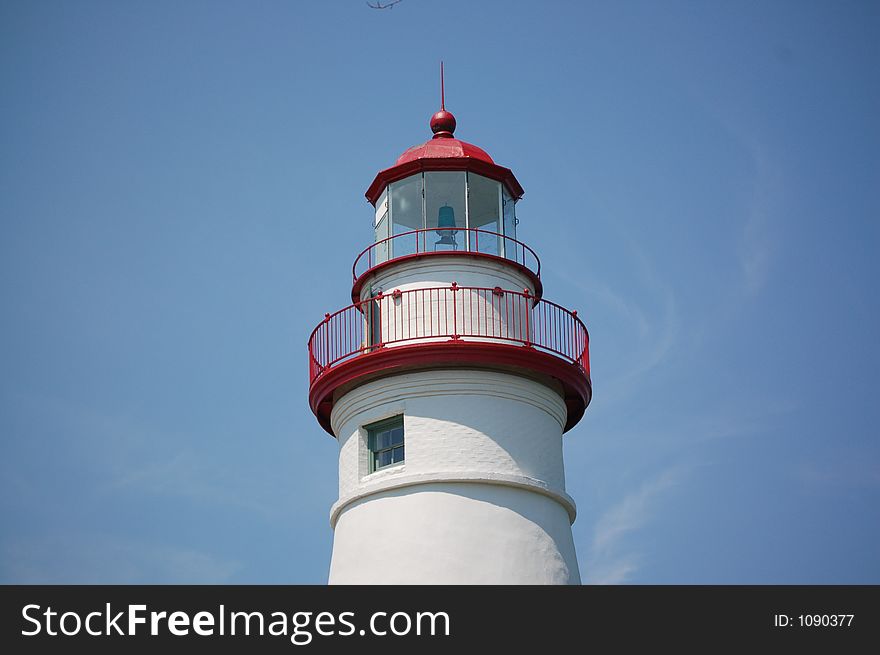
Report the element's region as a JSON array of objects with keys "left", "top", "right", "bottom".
[
  {"left": 329, "top": 482, "right": 580, "bottom": 584},
  {"left": 328, "top": 369, "right": 580, "bottom": 584}
]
